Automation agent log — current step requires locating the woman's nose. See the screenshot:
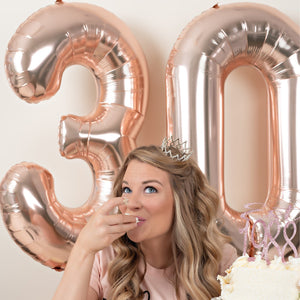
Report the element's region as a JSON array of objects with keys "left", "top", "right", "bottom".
[{"left": 125, "top": 193, "right": 142, "bottom": 211}]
